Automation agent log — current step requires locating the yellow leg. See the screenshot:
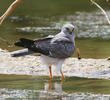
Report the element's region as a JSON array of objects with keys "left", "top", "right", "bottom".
[
  {"left": 49, "top": 66, "right": 52, "bottom": 80},
  {"left": 60, "top": 70, "right": 64, "bottom": 80},
  {"left": 49, "top": 66, "right": 52, "bottom": 89},
  {"left": 49, "top": 78, "right": 52, "bottom": 89}
]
